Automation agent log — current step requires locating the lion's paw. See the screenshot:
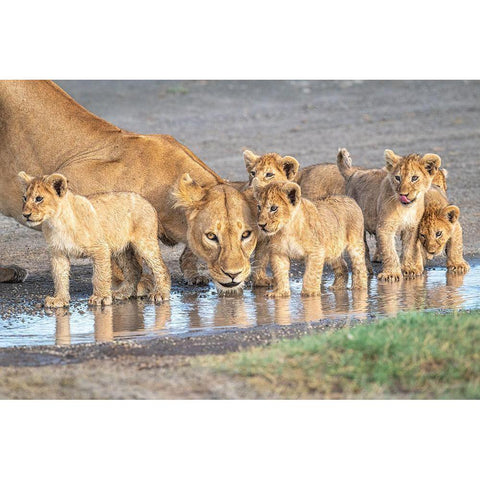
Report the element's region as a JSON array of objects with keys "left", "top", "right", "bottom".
[
  {"left": 88, "top": 294, "right": 112, "bottom": 306},
  {"left": 186, "top": 275, "right": 210, "bottom": 286},
  {"left": 402, "top": 266, "right": 424, "bottom": 279},
  {"left": 447, "top": 261, "right": 470, "bottom": 274},
  {"left": 378, "top": 269, "right": 402, "bottom": 282},
  {"left": 148, "top": 290, "right": 170, "bottom": 304},
  {"left": 265, "top": 289, "right": 290, "bottom": 298},
  {"left": 301, "top": 288, "right": 321, "bottom": 297},
  {"left": 44, "top": 295, "right": 70, "bottom": 308},
  {"left": 252, "top": 274, "right": 274, "bottom": 288}
]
